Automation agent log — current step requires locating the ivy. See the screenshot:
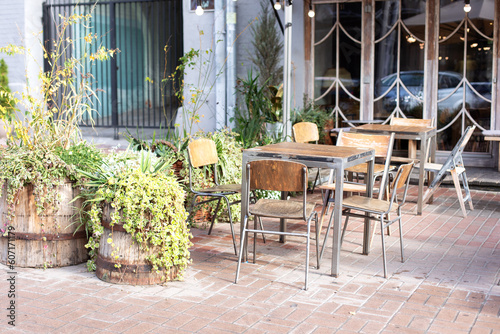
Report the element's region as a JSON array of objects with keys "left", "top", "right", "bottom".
[{"left": 81, "top": 151, "right": 193, "bottom": 280}]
